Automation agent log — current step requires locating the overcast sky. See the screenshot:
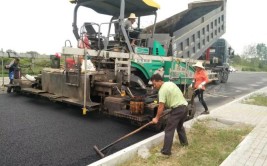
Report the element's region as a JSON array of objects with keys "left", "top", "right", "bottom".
[{"left": 0, "top": 0, "right": 266, "bottom": 55}]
